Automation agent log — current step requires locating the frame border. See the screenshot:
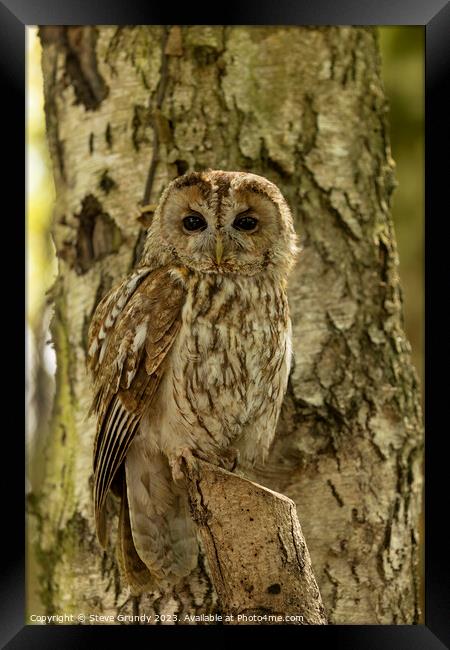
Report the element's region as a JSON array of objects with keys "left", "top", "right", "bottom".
[{"left": 14, "top": 0, "right": 449, "bottom": 646}]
